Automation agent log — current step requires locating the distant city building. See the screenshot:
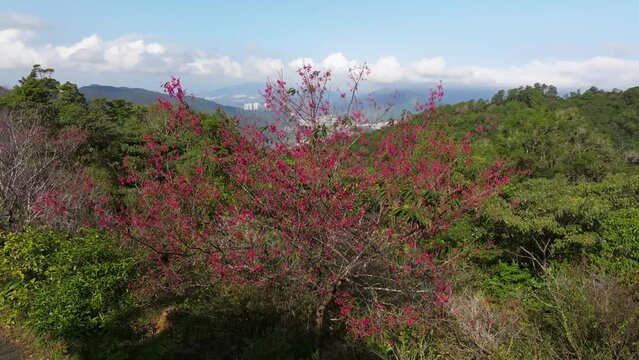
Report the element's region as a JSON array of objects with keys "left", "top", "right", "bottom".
[{"left": 243, "top": 102, "right": 261, "bottom": 111}]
